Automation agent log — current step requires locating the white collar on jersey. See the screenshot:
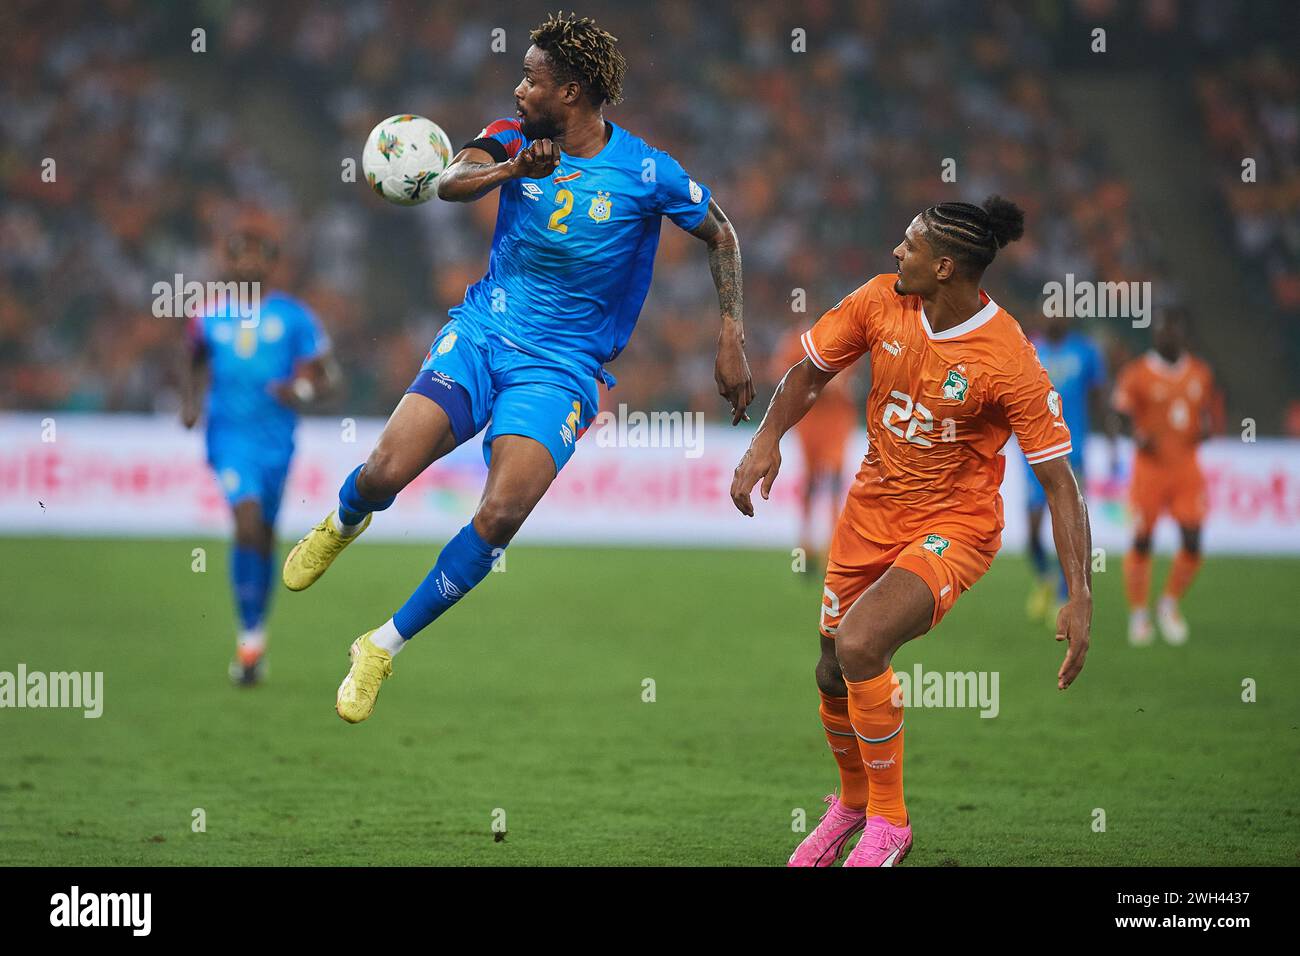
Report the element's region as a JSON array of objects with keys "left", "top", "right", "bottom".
[
  {"left": 1143, "top": 349, "right": 1188, "bottom": 374},
  {"left": 920, "top": 291, "right": 999, "bottom": 341}
]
